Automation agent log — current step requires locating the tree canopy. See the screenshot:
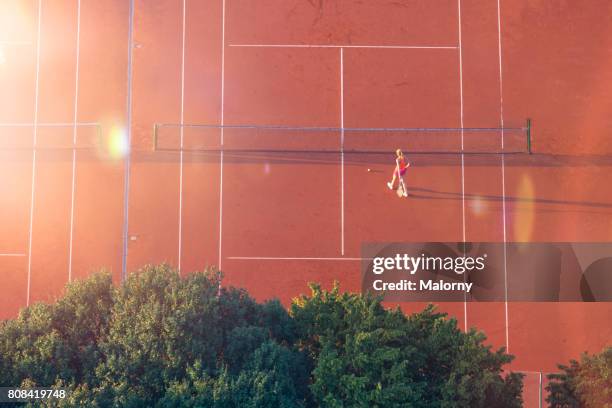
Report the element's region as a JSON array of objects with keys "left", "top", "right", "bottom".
[
  {"left": 546, "top": 346, "right": 612, "bottom": 408},
  {"left": 0, "top": 265, "right": 524, "bottom": 407}
]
